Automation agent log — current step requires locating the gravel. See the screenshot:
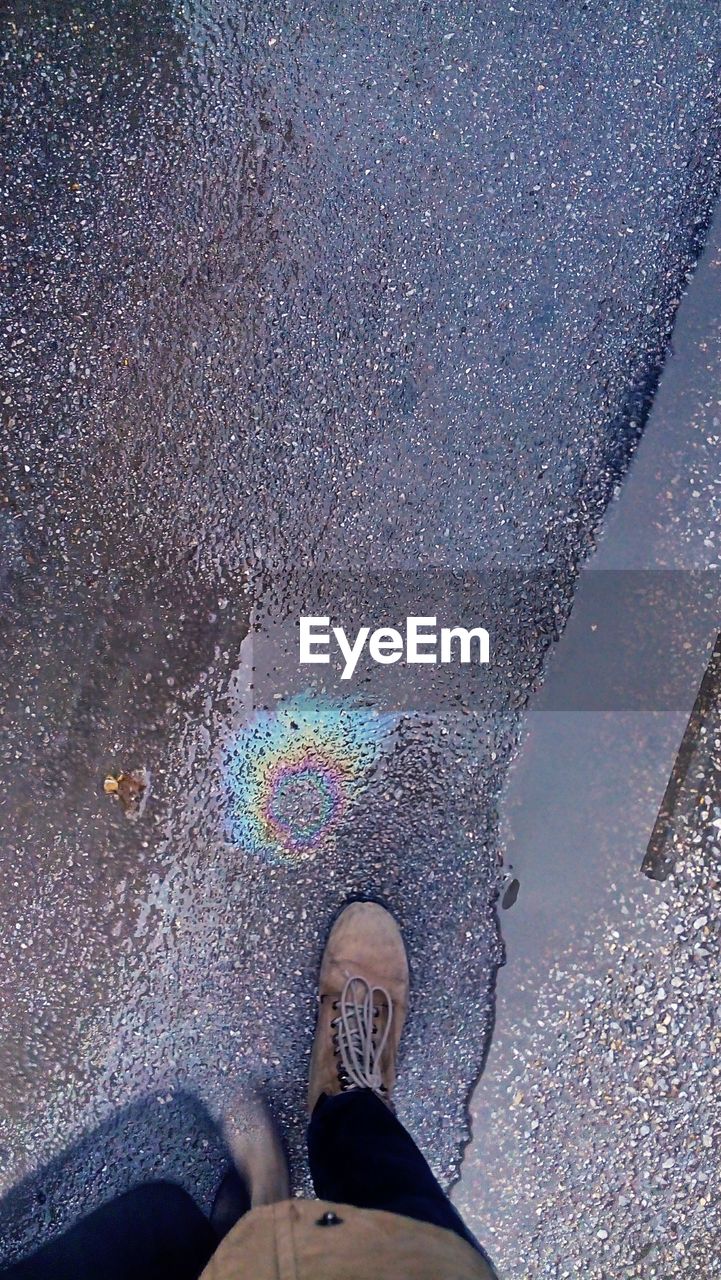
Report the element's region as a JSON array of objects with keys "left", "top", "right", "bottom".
[{"left": 1, "top": 0, "right": 721, "bottom": 1265}]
